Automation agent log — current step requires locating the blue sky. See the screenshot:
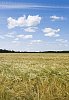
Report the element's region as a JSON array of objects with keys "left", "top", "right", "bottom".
[{"left": 0, "top": 0, "right": 69, "bottom": 51}]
